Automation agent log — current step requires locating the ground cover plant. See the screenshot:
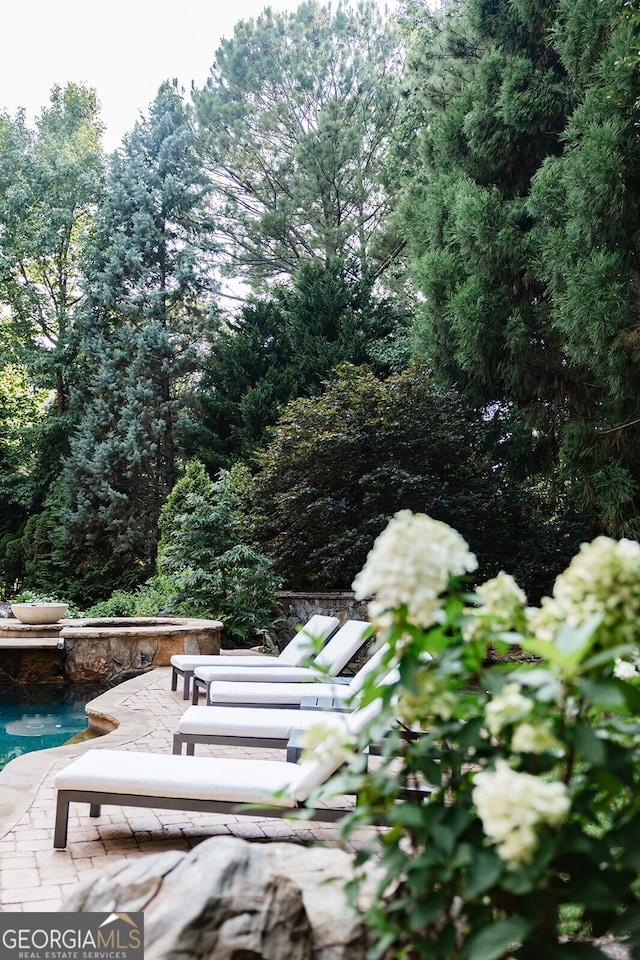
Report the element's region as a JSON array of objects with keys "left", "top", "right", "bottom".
[{"left": 309, "top": 511, "right": 640, "bottom": 959}]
